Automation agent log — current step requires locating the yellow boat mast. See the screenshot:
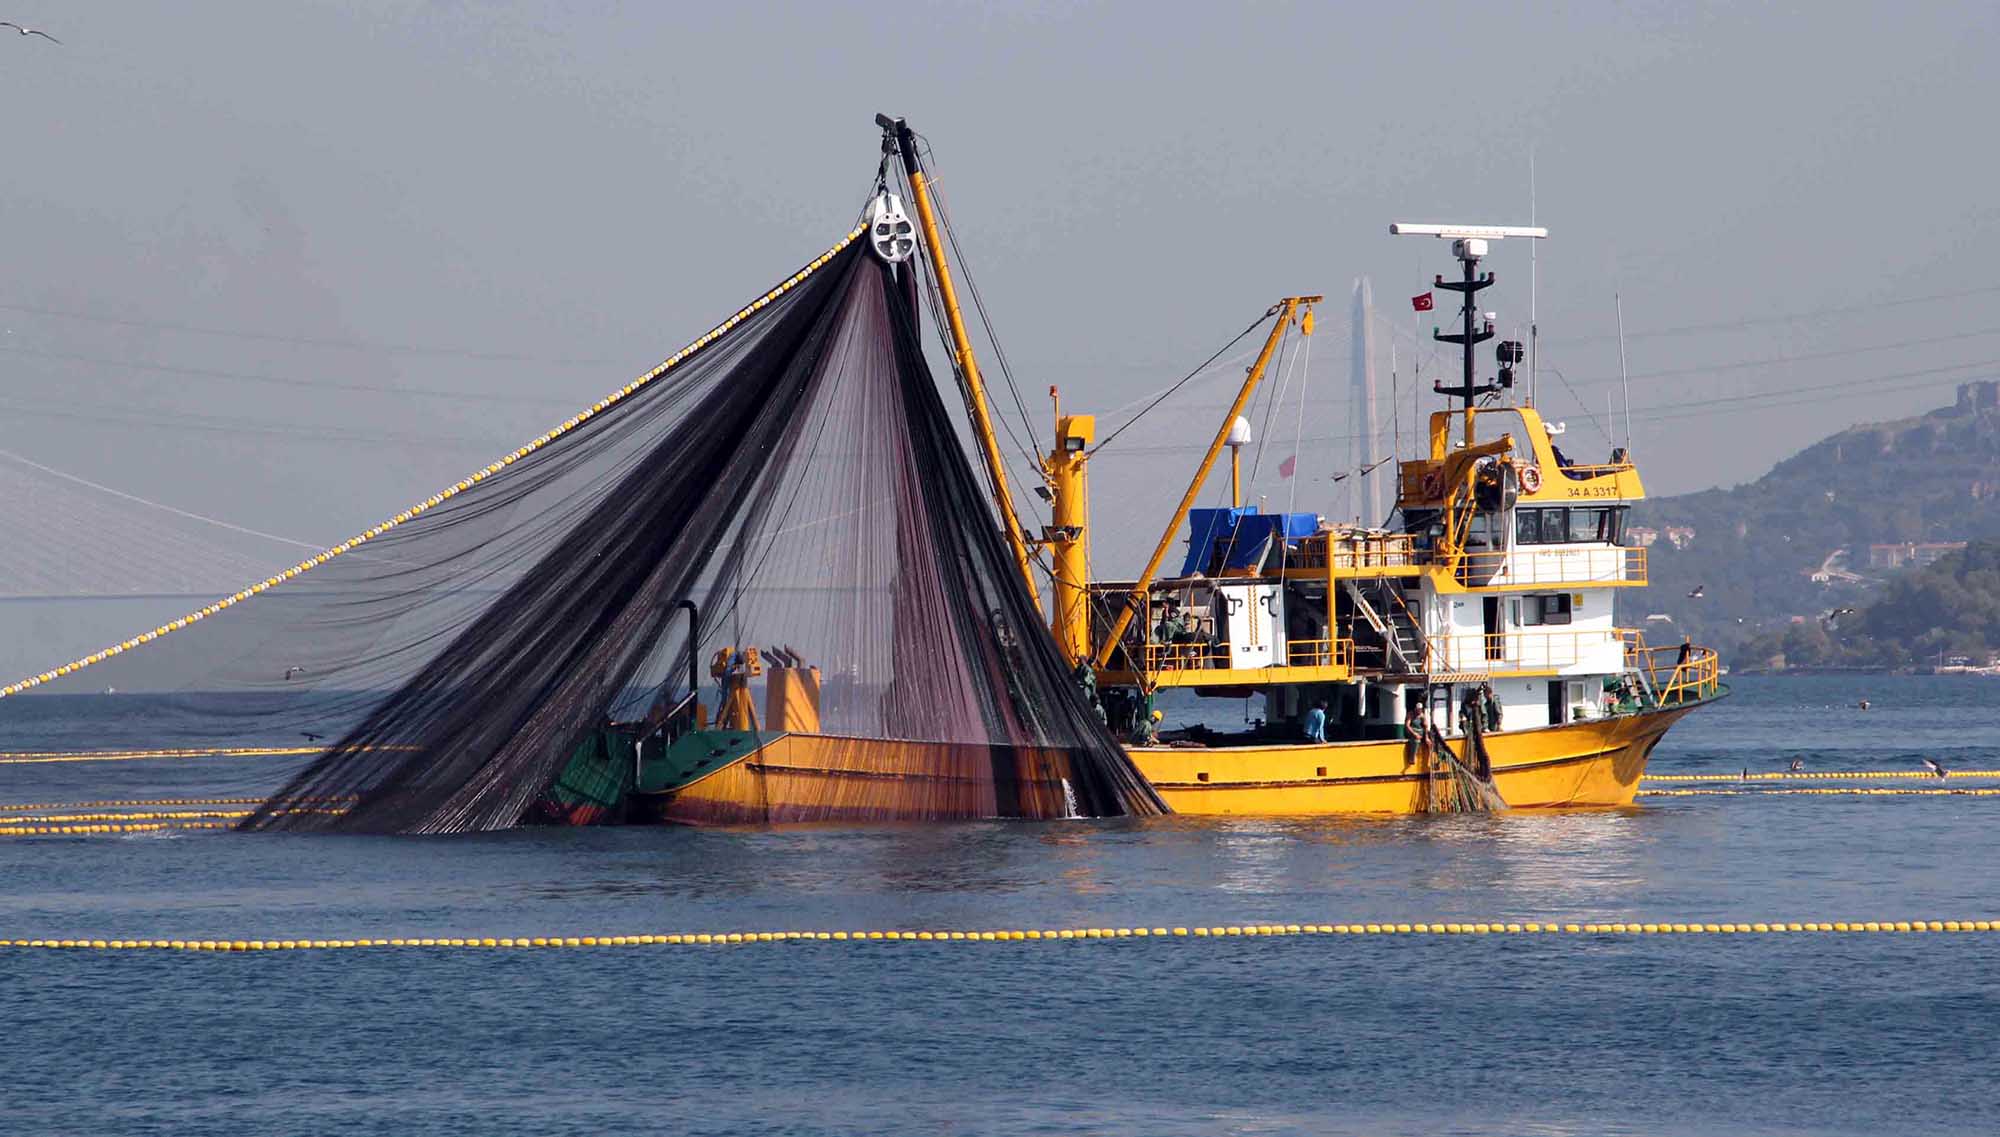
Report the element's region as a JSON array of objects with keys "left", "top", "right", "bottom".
[{"left": 878, "top": 115, "right": 1042, "bottom": 612}]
